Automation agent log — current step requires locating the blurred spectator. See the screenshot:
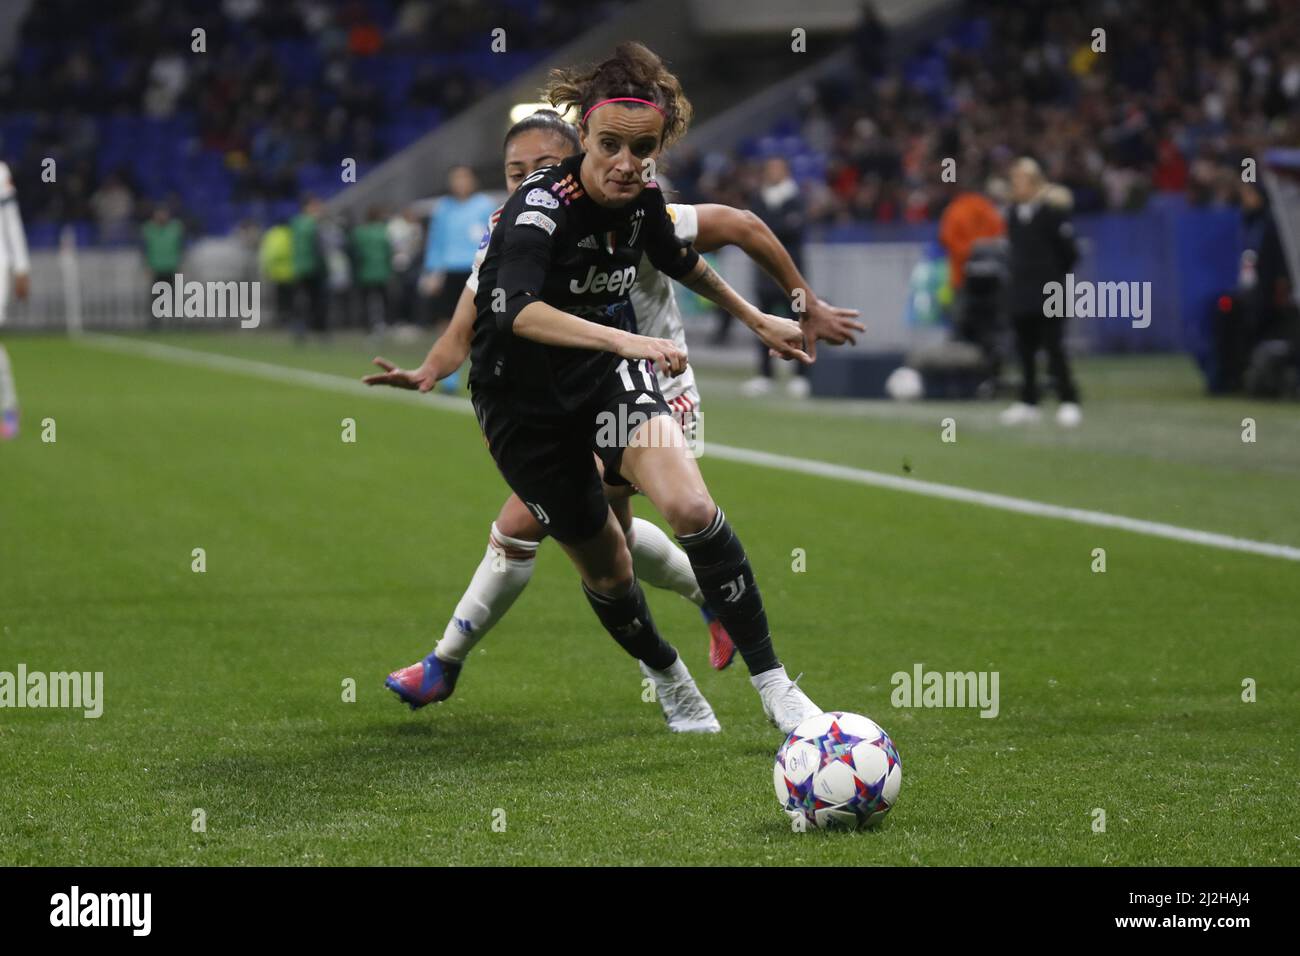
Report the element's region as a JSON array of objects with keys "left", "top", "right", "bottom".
[
  {"left": 290, "top": 196, "right": 327, "bottom": 339},
  {"left": 258, "top": 220, "right": 296, "bottom": 324},
  {"left": 938, "top": 186, "right": 1005, "bottom": 292},
  {"left": 386, "top": 207, "right": 423, "bottom": 324},
  {"left": 89, "top": 171, "right": 135, "bottom": 244},
  {"left": 144, "top": 50, "right": 188, "bottom": 118},
  {"left": 141, "top": 205, "right": 184, "bottom": 329},
  {"left": 740, "top": 157, "right": 810, "bottom": 398},
  {"left": 142, "top": 205, "right": 184, "bottom": 282},
  {"left": 420, "top": 164, "right": 494, "bottom": 325},
  {"left": 351, "top": 206, "right": 392, "bottom": 334},
  {"left": 322, "top": 212, "right": 352, "bottom": 329},
  {"left": 1237, "top": 181, "right": 1289, "bottom": 341},
  {"left": 939, "top": 184, "right": 1007, "bottom": 369},
  {"left": 1000, "top": 158, "right": 1081, "bottom": 428}
]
